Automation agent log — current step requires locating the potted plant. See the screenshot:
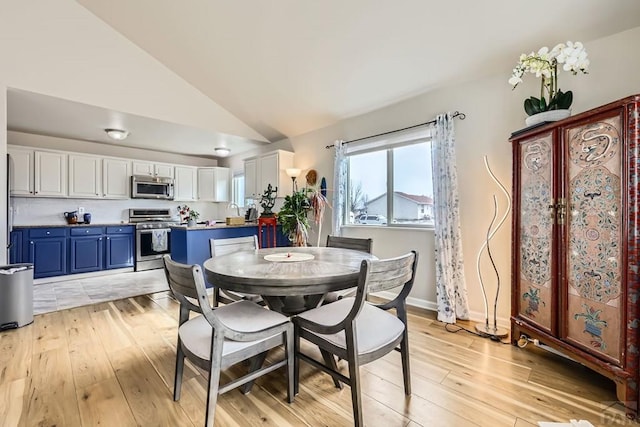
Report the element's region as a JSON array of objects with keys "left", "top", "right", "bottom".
[
  {"left": 278, "top": 189, "right": 312, "bottom": 246},
  {"left": 509, "top": 41, "right": 589, "bottom": 125},
  {"left": 178, "top": 204, "right": 200, "bottom": 227}
]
